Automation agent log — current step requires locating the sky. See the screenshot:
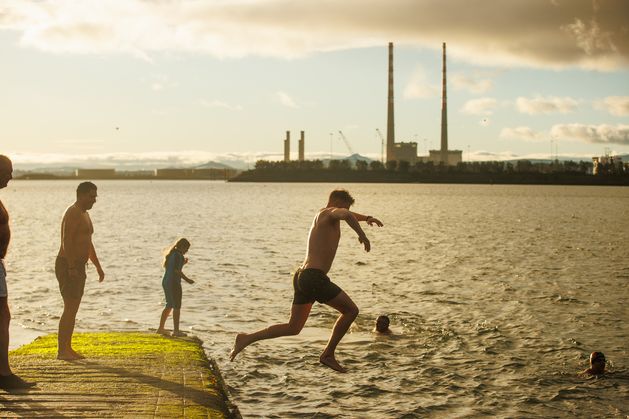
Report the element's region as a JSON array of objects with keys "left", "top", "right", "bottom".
[{"left": 1, "top": 0, "right": 628, "bottom": 169}]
